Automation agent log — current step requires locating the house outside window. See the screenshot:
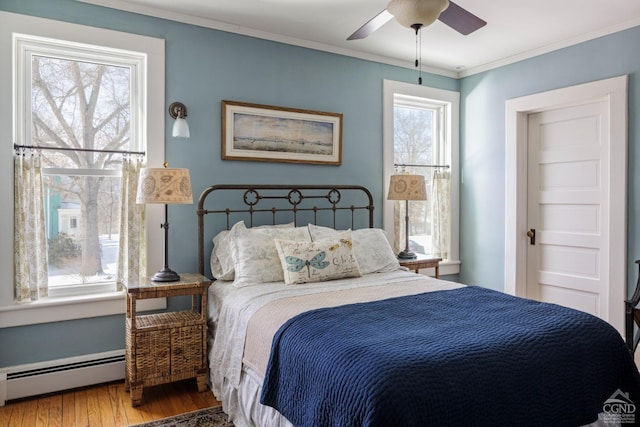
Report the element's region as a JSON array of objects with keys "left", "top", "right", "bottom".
[{"left": 383, "top": 80, "right": 460, "bottom": 275}]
